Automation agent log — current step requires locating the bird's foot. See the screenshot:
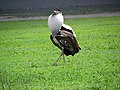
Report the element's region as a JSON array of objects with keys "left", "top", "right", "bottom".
[
  {"left": 64, "top": 62, "right": 66, "bottom": 65},
  {"left": 52, "top": 63, "right": 58, "bottom": 66}
]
